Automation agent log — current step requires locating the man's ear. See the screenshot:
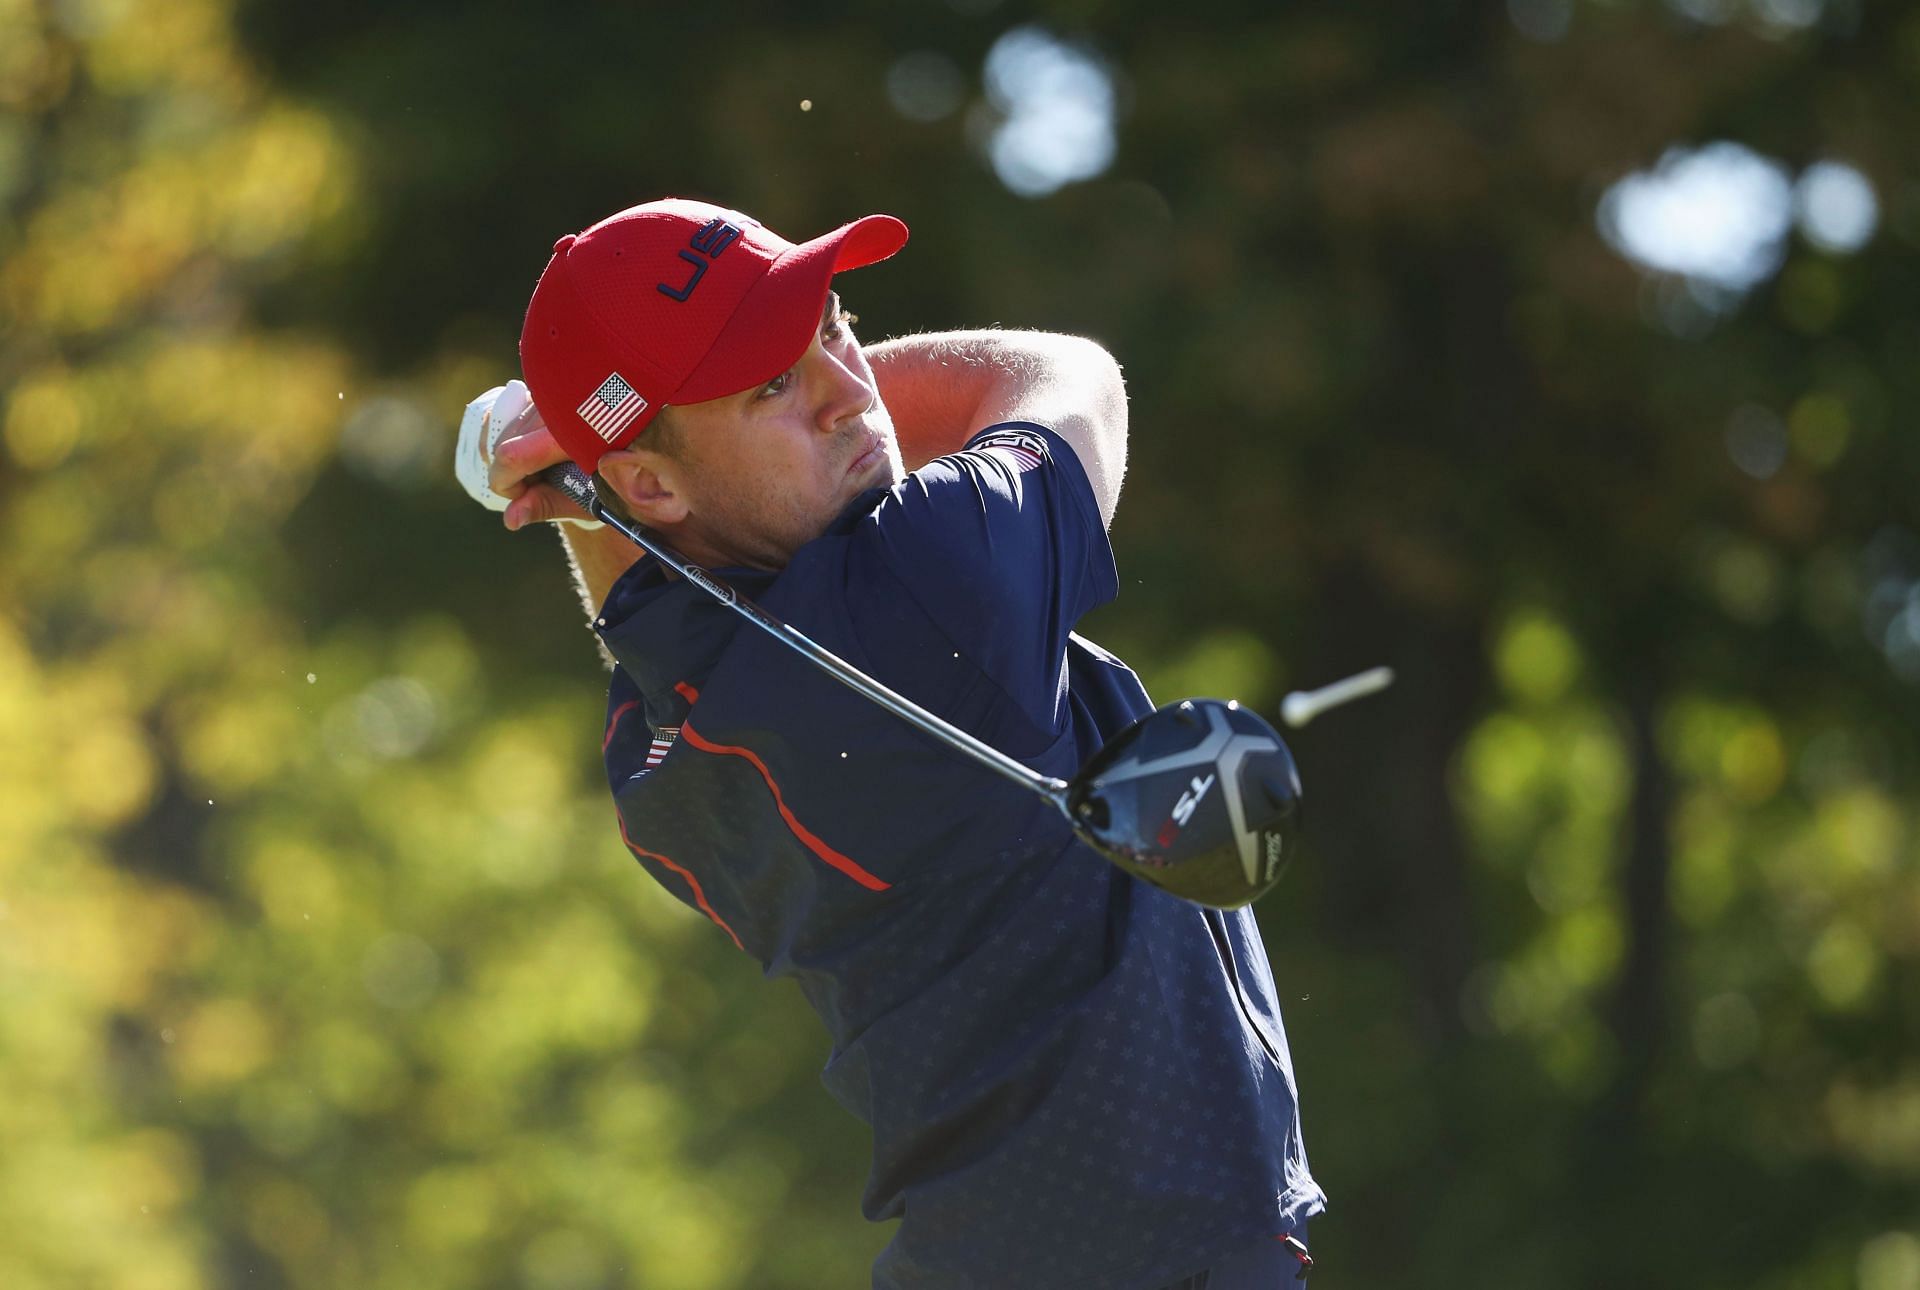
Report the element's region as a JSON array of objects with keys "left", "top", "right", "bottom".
[{"left": 598, "top": 445, "right": 690, "bottom": 527}]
